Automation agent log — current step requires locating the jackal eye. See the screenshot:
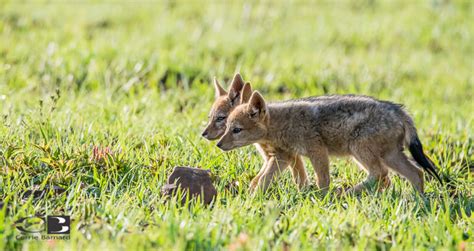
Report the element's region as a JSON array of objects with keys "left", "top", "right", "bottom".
[
  {"left": 232, "top": 127, "right": 242, "bottom": 134},
  {"left": 216, "top": 116, "right": 226, "bottom": 122}
]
